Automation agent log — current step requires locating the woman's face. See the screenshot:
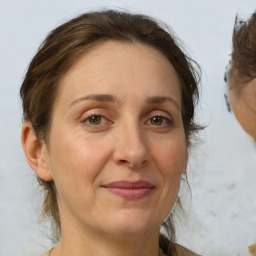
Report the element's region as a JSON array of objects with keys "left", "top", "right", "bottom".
[
  {"left": 44, "top": 41, "right": 187, "bottom": 238},
  {"left": 228, "top": 68, "right": 256, "bottom": 140}
]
